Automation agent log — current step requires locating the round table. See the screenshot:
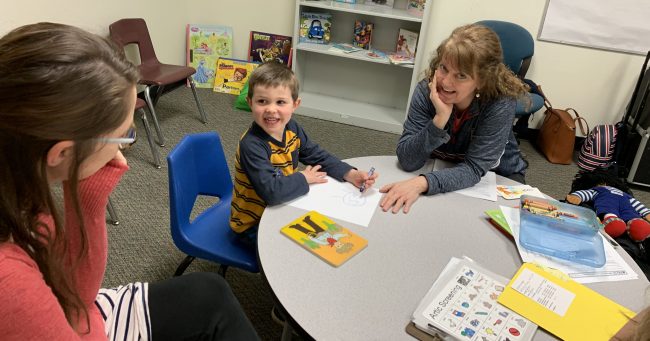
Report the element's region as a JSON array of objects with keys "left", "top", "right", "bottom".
[{"left": 258, "top": 156, "right": 649, "bottom": 340}]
